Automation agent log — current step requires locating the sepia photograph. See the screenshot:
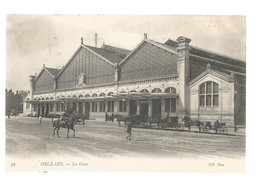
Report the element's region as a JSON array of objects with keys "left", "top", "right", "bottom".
[{"left": 5, "top": 14, "right": 246, "bottom": 172}]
